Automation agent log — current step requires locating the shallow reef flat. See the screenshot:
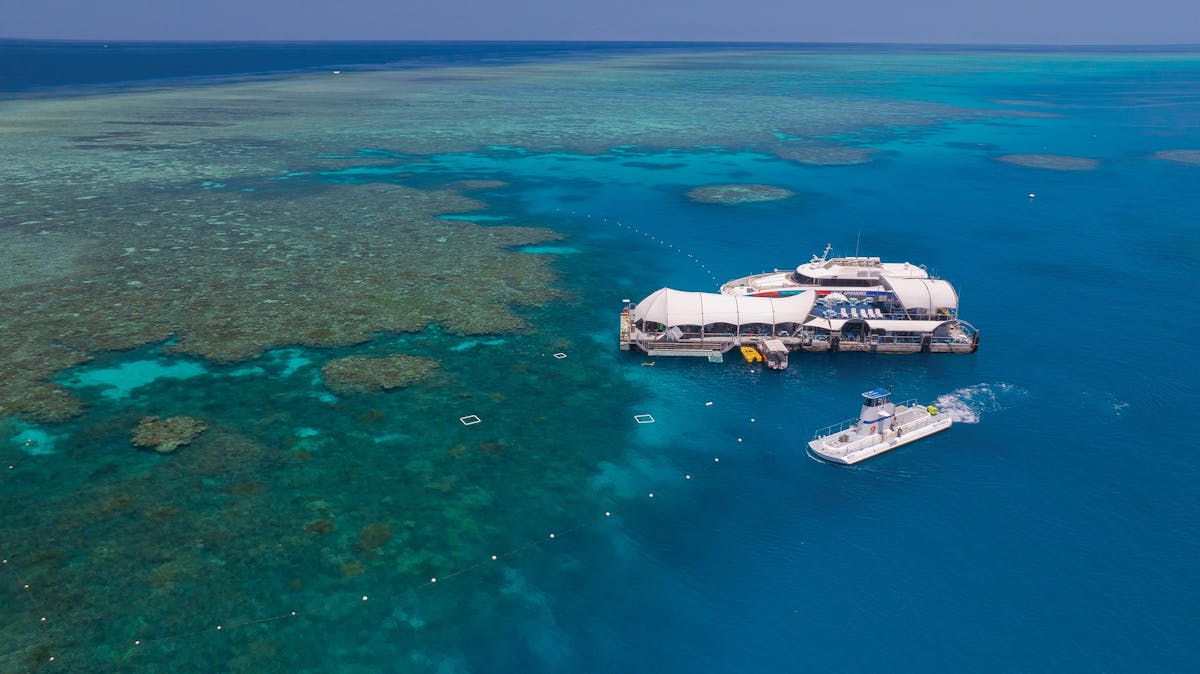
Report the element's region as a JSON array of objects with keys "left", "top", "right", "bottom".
[
  {"left": 0, "top": 183, "right": 561, "bottom": 422},
  {"left": 0, "top": 51, "right": 982, "bottom": 180}
]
